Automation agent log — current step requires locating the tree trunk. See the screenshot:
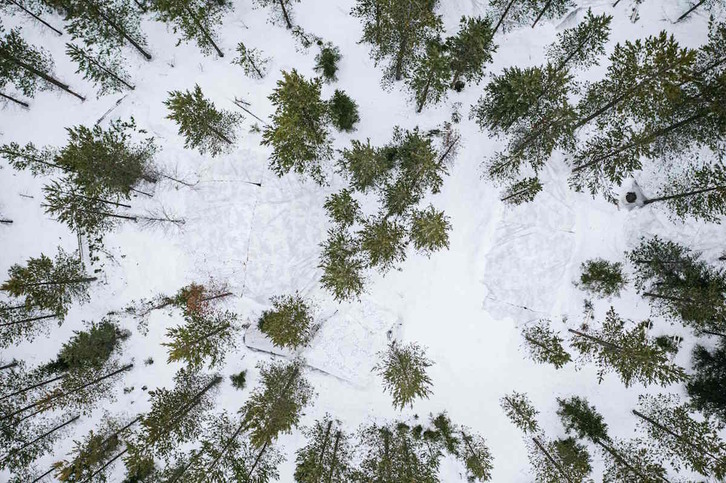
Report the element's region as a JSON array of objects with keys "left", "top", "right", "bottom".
[
  {"left": 568, "top": 329, "right": 622, "bottom": 351},
  {"left": 30, "top": 466, "right": 56, "bottom": 483},
  {"left": 632, "top": 409, "right": 721, "bottom": 460},
  {"left": 532, "top": 437, "right": 573, "bottom": 483},
  {"left": 278, "top": 0, "right": 293, "bottom": 29},
  {"left": 523, "top": 335, "right": 562, "bottom": 358},
  {"left": 0, "top": 373, "right": 67, "bottom": 402},
  {"left": 73, "top": 207, "right": 138, "bottom": 222},
  {"left": 394, "top": 32, "right": 408, "bottom": 81},
  {"left": 612, "top": 0, "right": 622, "bottom": 5},
  {"left": 8, "top": 0, "right": 63, "bottom": 35},
  {"left": 0, "top": 363, "right": 134, "bottom": 422},
  {"left": 0, "top": 219, "right": 13, "bottom": 224},
  {"left": 172, "top": 323, "right": 230, "bottom": 356},
  {"left": 85, "top": 447, "right": 128, "bottom": 481},
  {"left": 531, "top": 0, "right": 554, "bottom": 28},
  {"left": 0, "top": 361, "right": 18, "bottom": 371},
  {"left": 207, "top": 123, "right": 233, "bottom": 144},
  {"left": 246, "top": 441, "right": 270, "bottom": 479},
  {"left": 63, "top": 190, "right": 133, "bottom": 208},
  {"left": 205, "top": 420, "right": 245, "bottom": 474},
  {"left": 416, "top": 72, "right": 433, "bottom": 113},
  {"left": 0, "top": 414, "right": 79, "bottom": 464},
  {"left": 642, "top": 292, "right": 691, "bottom": 303},
  {"left": 70, "top": 46, "right": 135, "bottom": 90},
  {"left": 7, "top": 277, "right": 97, "bottom": 289},
  {"left": 183, "top": 4, "right": 224, "bottom": 57},
  {"left": 676, "top": 0, "right": 706, "bottom": 22},
  {"left": 595, "top": 439, "right": 669, "bottom": 482},
  {"left": 492, "top": 0, "right": 516, "bottom": 35},
  {"left": 643, "top": 185, "right": 726, "bottom": 206},
  {"left": 327, "top": 431, "right": 341, "bottom": 483},
  {"left": 0, "top": 91, "right": 30, "bottom": 108},
  {"left": 0, "top": 313, "right": 59, "bottom": 328},
  {"left": 701, "top": 329, "right": 726, "bottom": 338},
  {"left": 0, "top": 149, "right": 66, "bottom": 171},
  {"left": 0, "top": 50, "right": 85, "bottom": 101},
  {"left": 316, "top": 420, "right": 333, "bottom": 474},
  {"left": 0, "top": 304, "right": 25, "bottom": 312},
  {"left": 501, "top": 185, "right": 536, "bottom": 202},
  {"left": 84, "top": 0, "right": 152, "bottom": 60}
]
